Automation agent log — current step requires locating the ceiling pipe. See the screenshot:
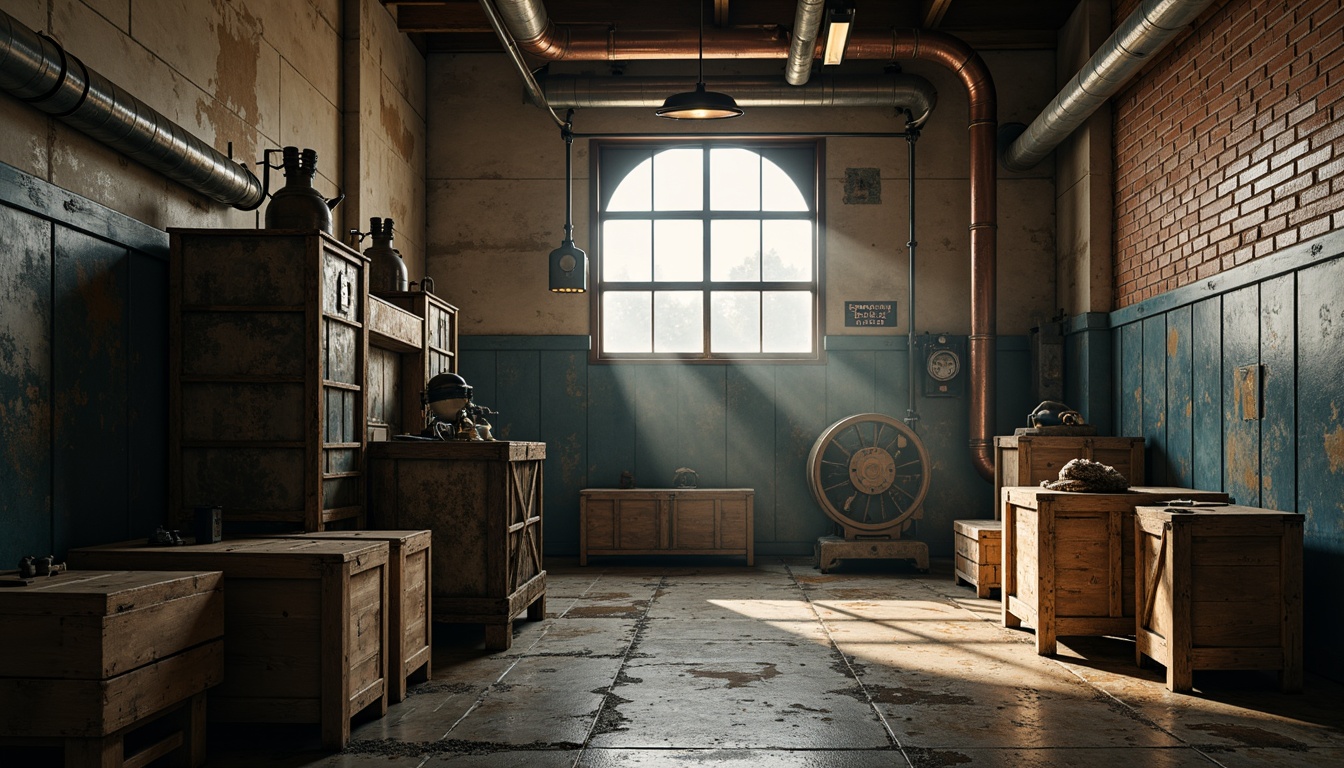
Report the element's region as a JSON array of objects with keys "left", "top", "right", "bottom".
[
  {"left": 543, "top": 73, "right": 936, "bottom": 126},
  {"left": 1003, "top": 0, "right": 1218, "bottom": 171},
  {"left": 784, "top": 0, "right": 826, "bottom": 85},
  {"left": 0, "top": 9, "right": 264, "bottom": 209},
  {"left": 487, "top": 0, "right": 999, "bottom": 481}
]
